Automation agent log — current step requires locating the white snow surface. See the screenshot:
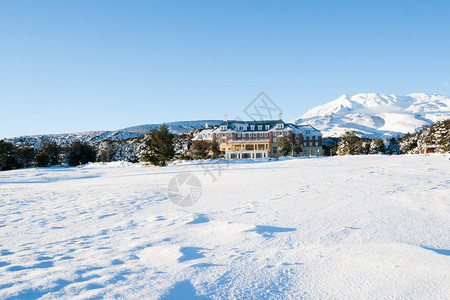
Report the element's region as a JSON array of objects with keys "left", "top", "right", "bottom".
[
  {"left": 293, "top": 93, "right": 450, "bottom": 138},
  {"left": 1, "top": 155, "right": 449, "bottom": 299}
]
